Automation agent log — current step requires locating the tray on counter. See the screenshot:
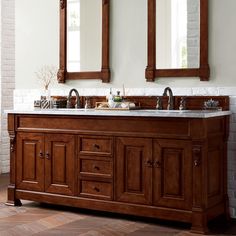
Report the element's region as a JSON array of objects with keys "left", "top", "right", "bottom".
[{"left": 95, "top": 102, "right": 141, "bottom": 110}]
